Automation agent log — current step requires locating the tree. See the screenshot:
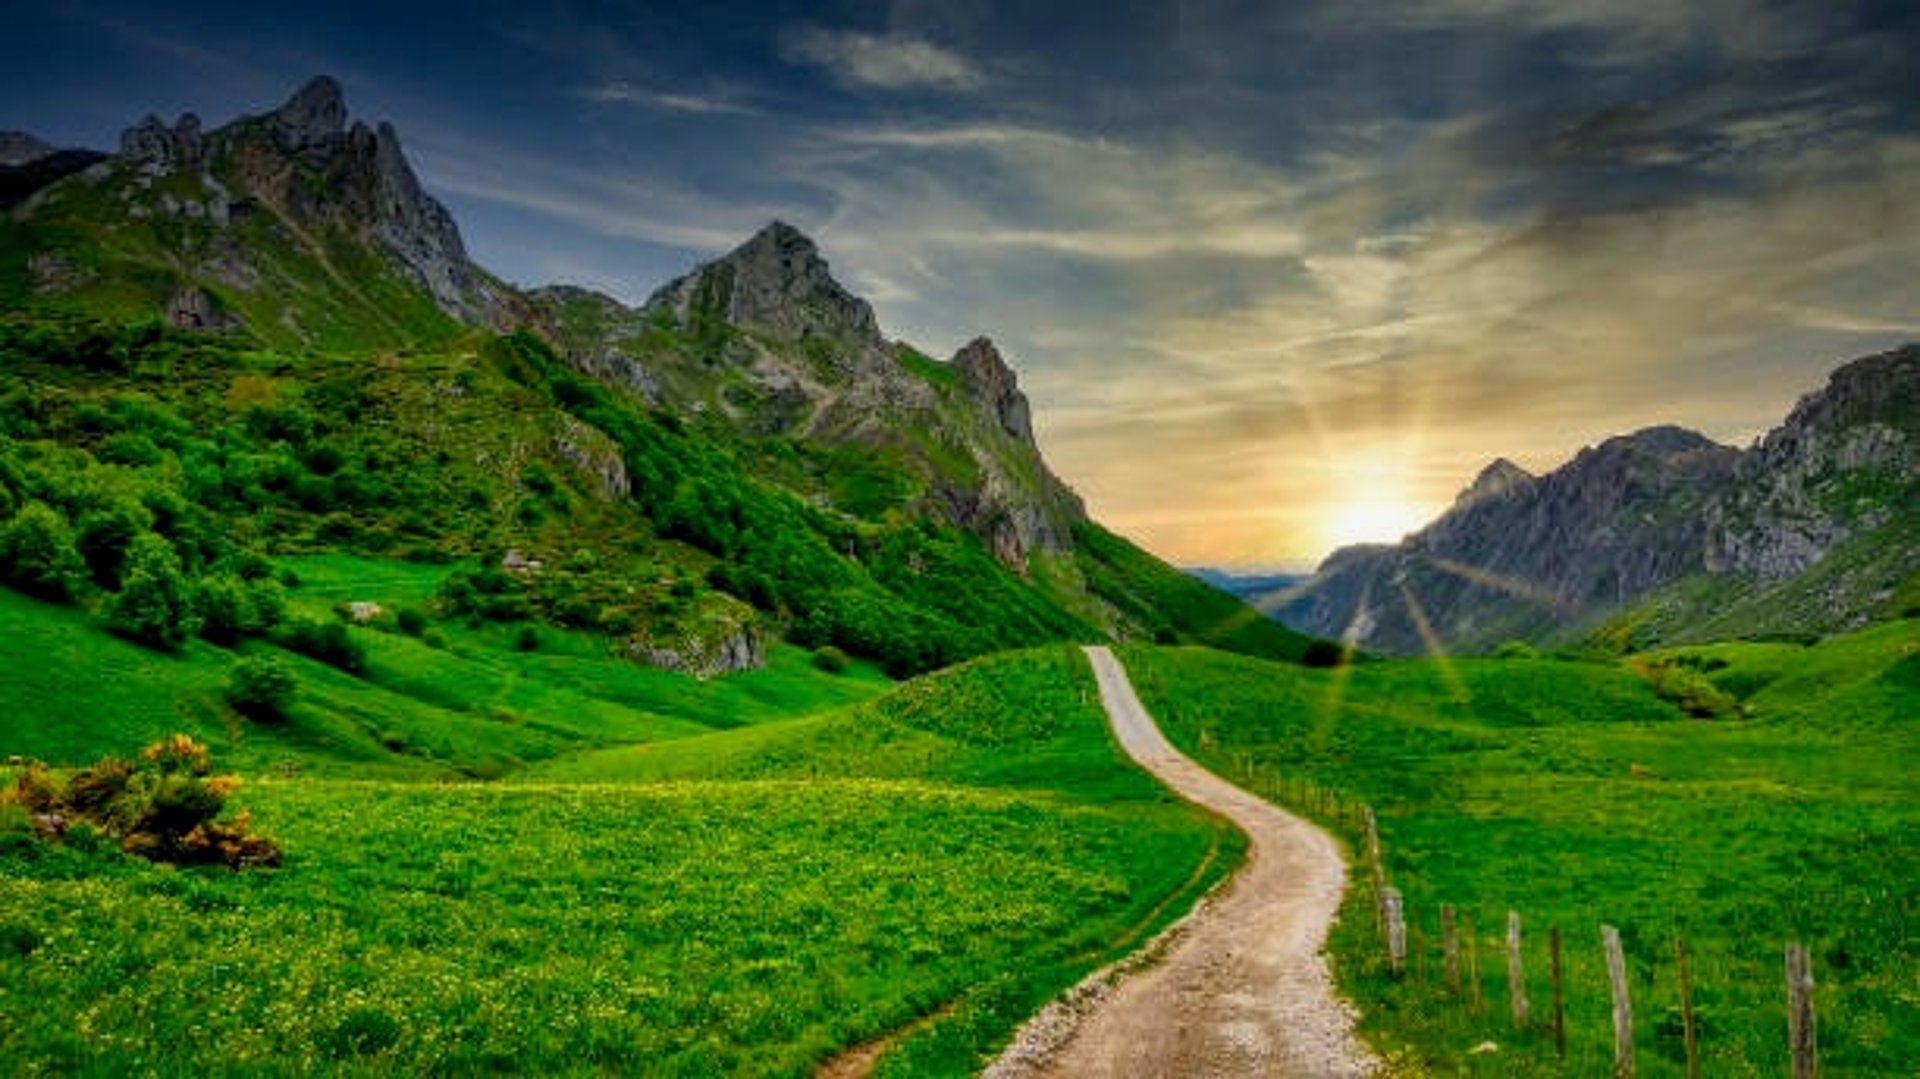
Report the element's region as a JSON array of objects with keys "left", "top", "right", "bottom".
[
  {"left": 196, "top": 573, "right": 257, "bottom": 646},
  {"left": 0, "top": 500, "right": 84, "bottom": 601},
  {"left": 225, "top": 655, "right": 297, "bottom": 722},
  {"left": 105, "top": 533, "right": 200, "bottom": 649},
  {"left": 75, "top": 501, "right": 151, "bottom": 590}
]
